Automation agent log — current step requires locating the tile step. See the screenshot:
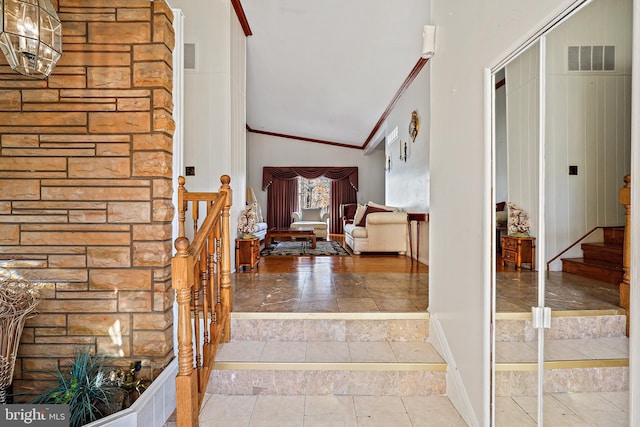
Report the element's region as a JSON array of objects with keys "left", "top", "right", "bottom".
[
  {"left": 496, "top": 362, "right": 628, "bottom": 396},
  {"left": 208, "top": 364, "right": 447, "bottom": 396},
  {"left": 231, "top": 312, "right": 430, "bottom": 342},
  {"left": 210, "top": 339, "right": 446, "bottom": 396},
  {"left": 495, "top": 310, "right": 626, "bottom": 342}
]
